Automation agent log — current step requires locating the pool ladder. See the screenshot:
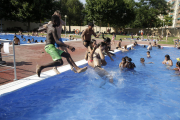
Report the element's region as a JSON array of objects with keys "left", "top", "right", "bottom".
[{"left": 0, "top": 39, "right": 17, "bottom": 81}]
